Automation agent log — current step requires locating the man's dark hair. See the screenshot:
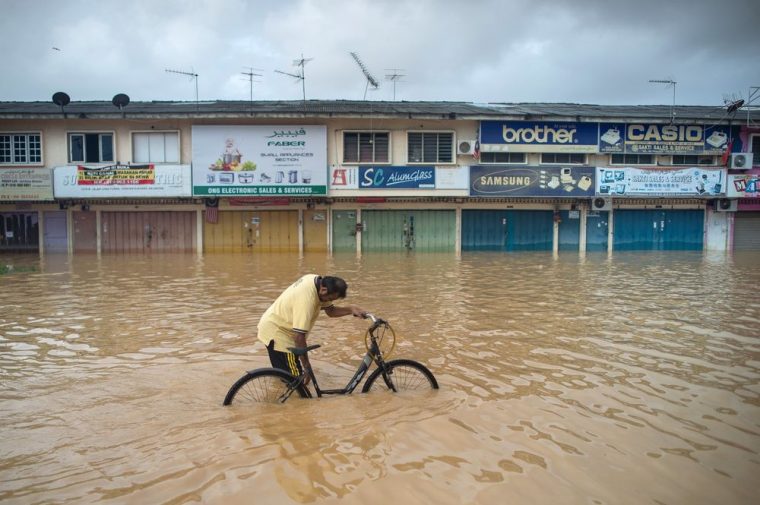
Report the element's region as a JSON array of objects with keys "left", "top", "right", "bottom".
[{"left": 322, "top": 276, "right": 347, "bottom": 298}]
